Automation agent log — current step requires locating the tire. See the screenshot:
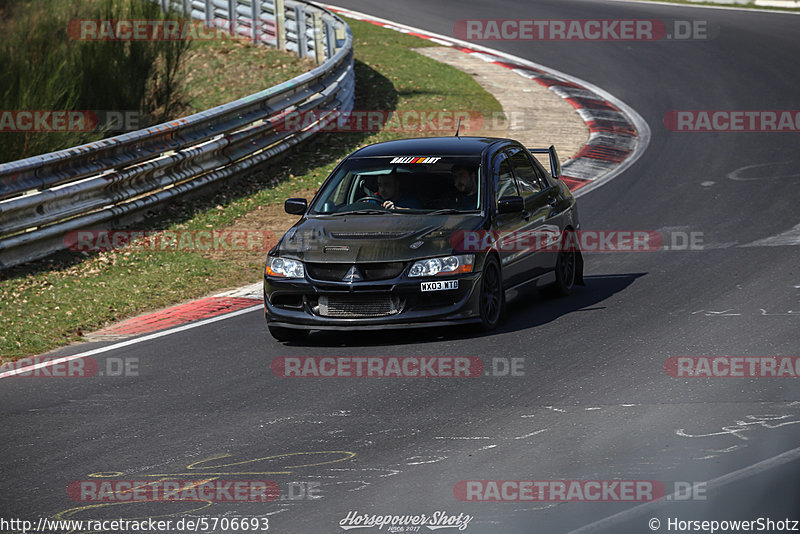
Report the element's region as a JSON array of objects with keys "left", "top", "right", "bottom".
[
  {"left": 549, "top": 230, "right": 577, "bottom": 297},
  {"left": 478, "top": 254, "right": 504, "bottom": 331},
  {"left": 268, "top": 324, "right": 309, "bottom": 342}
]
